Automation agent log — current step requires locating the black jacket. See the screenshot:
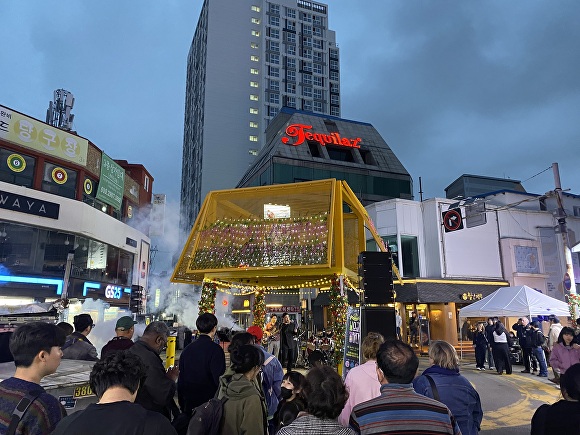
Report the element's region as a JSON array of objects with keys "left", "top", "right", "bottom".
[
  {"left": 129, "top": 340, "right": 176, "bottom": 419},
  {"left": 484, "top": 324, "right": 495, "bottom": 346},
  {"left": 280, "top": 322, "right": 298, "bottom": 350},
  {"left": 530, "top": 329, "right": 546, "bottom": 348},
  {"left": 472, "top": 331, "right": 488, "bottom": 348},
  {"left": 177, "top": 334, "right": 226, "bottom": 413}
]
